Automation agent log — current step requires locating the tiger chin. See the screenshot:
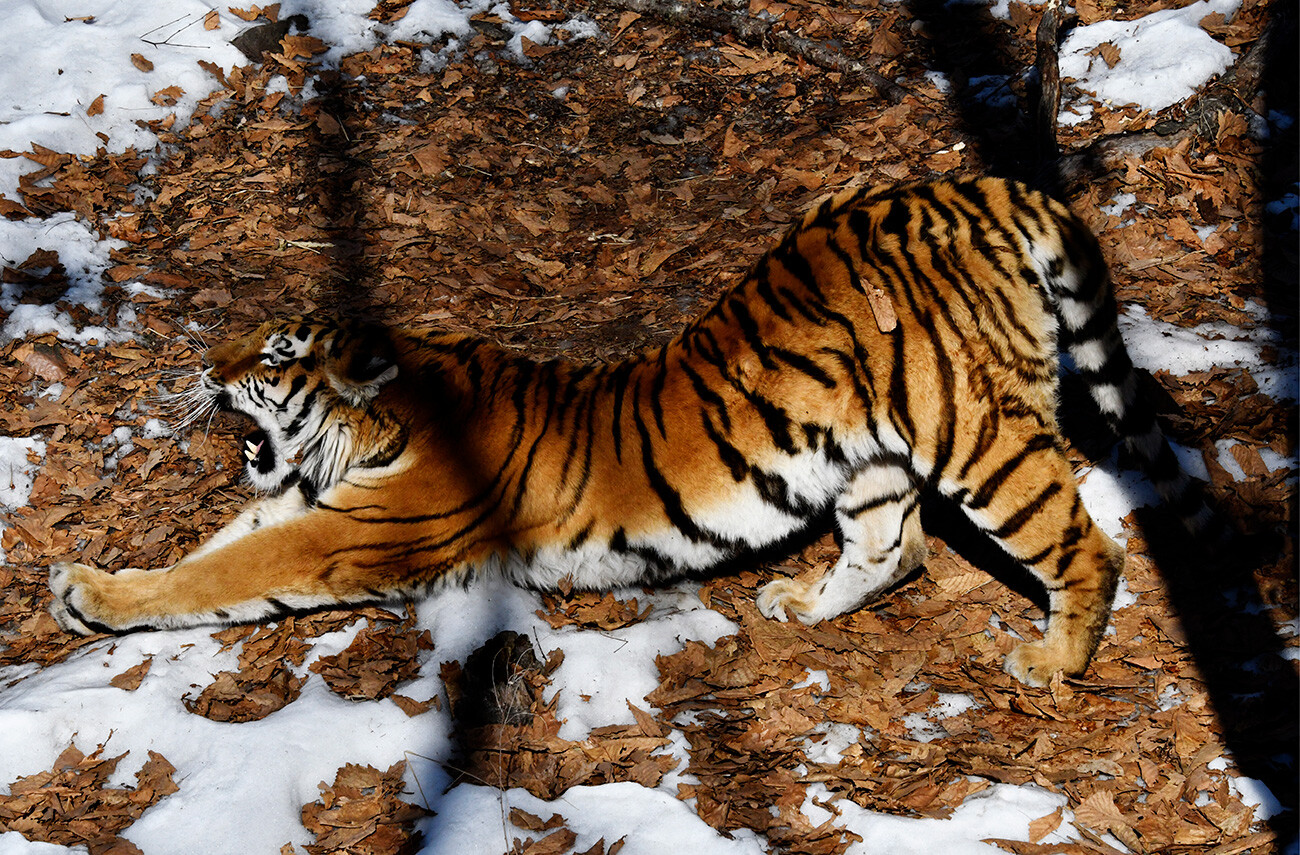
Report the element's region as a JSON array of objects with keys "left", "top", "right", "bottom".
[{"left": 49, "top": 177, "right": 1207, "bottom": 687}]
